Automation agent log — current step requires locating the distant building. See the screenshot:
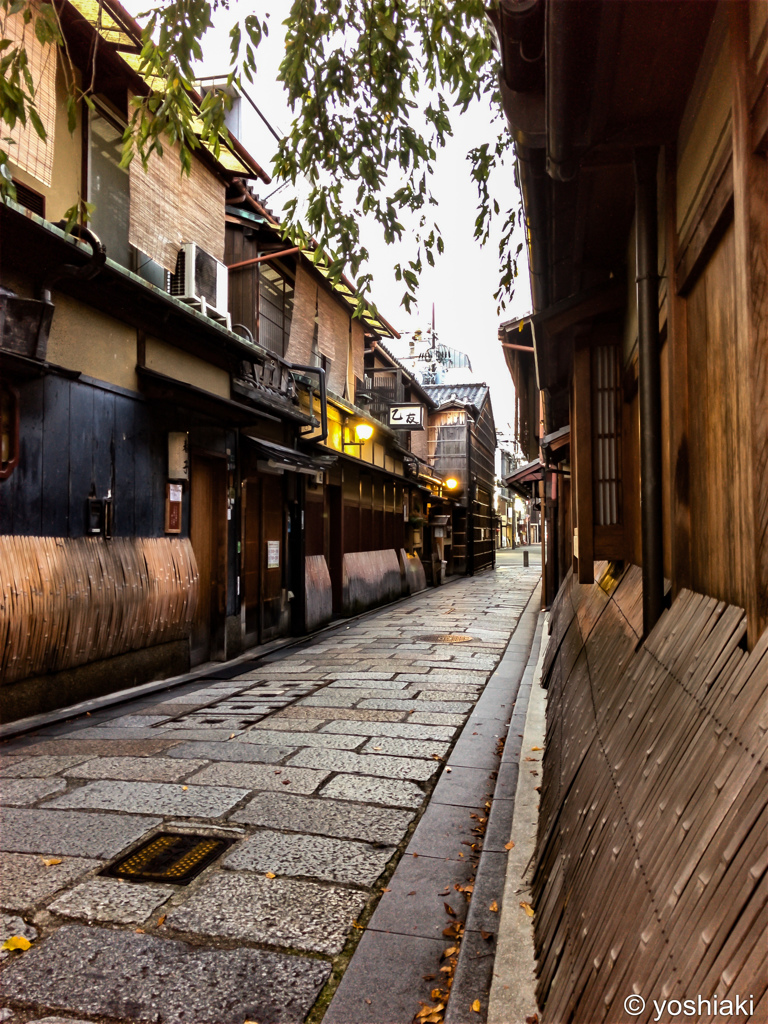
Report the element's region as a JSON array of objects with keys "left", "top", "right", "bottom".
[
  {"left": 422, "top": 384, "right": 497, "bottom": 575},
  {"left": 388, "top": 328, "right": 473, "bottom": 386}
]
